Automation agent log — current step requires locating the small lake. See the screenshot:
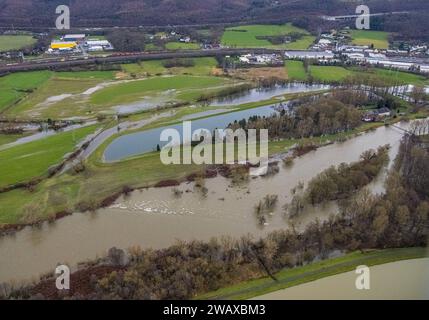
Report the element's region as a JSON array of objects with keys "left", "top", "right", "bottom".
[{"left": 103, "top": 104, "right": 282, "bottom": 162}]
